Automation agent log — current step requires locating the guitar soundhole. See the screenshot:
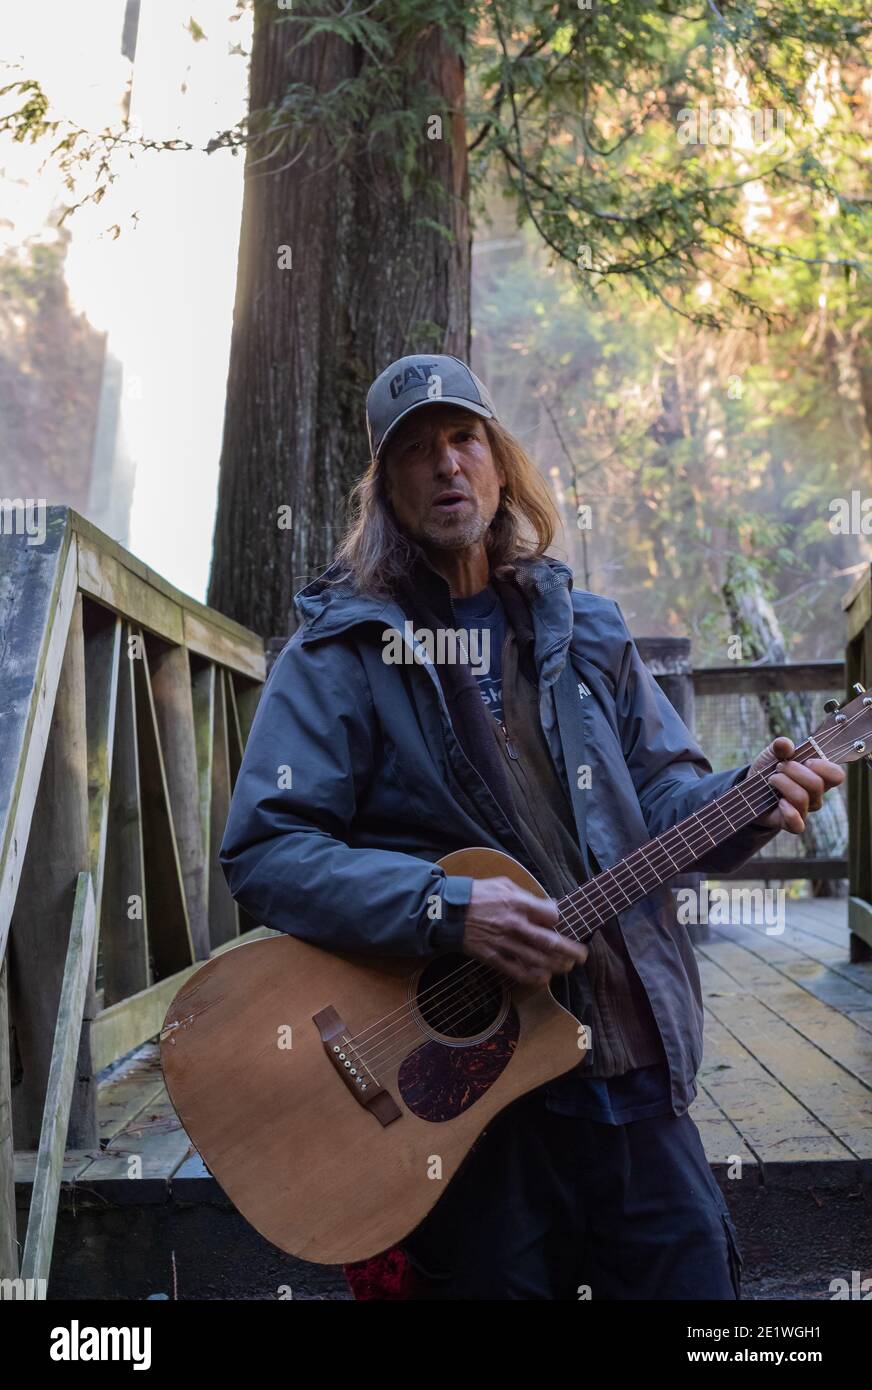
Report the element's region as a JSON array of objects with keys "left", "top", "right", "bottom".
[{"left": 414, "top": 953, "right": 506, "bottom": 1041}]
